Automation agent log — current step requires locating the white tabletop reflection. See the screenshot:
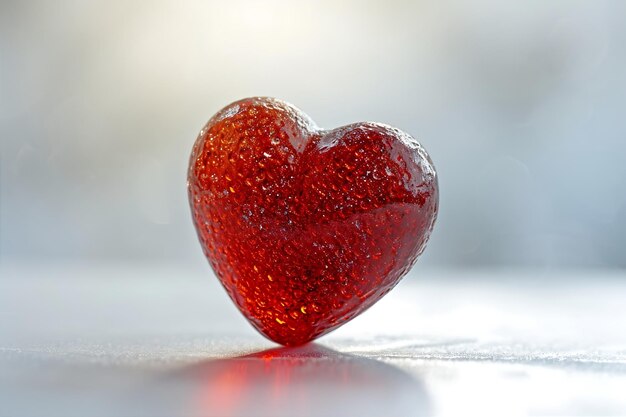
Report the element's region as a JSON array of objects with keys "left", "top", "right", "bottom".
[{"left": 1, "top": 264, "right": 625, "bottom": 416}]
